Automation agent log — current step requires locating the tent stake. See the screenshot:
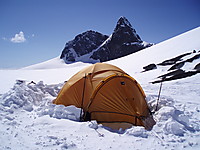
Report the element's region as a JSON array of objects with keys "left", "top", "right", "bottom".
[{"left": 155, "top": 80, "right": 163, "bottom": 112}]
